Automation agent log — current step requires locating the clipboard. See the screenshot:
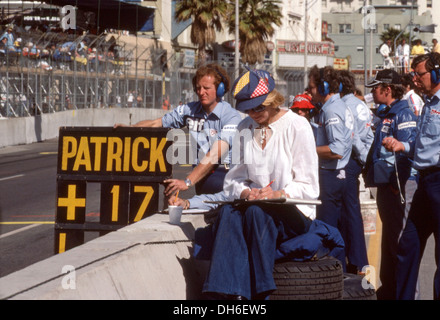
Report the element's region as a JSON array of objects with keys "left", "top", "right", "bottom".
[{"left": 204, "top": 197, "right": 321, "bottom": 206}]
